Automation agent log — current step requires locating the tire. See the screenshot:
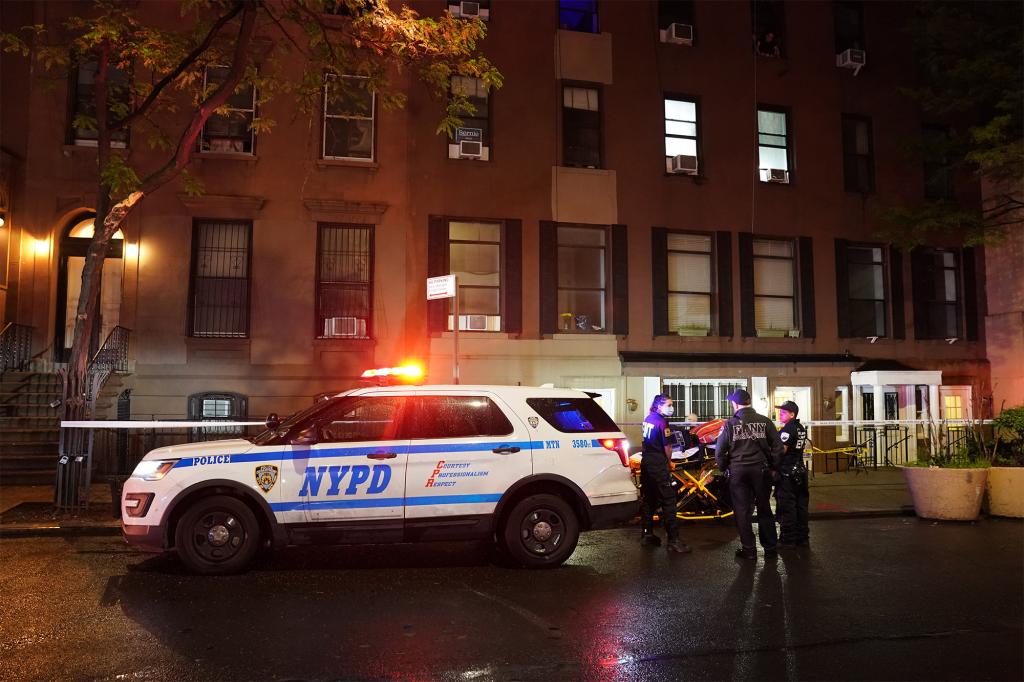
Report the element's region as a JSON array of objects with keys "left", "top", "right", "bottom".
[
  {"left": 501, "top": 493, "right": 580, "bottom": 569},
  {"left": 174, "top": 495, "right": 260, "bottom": 575}
]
